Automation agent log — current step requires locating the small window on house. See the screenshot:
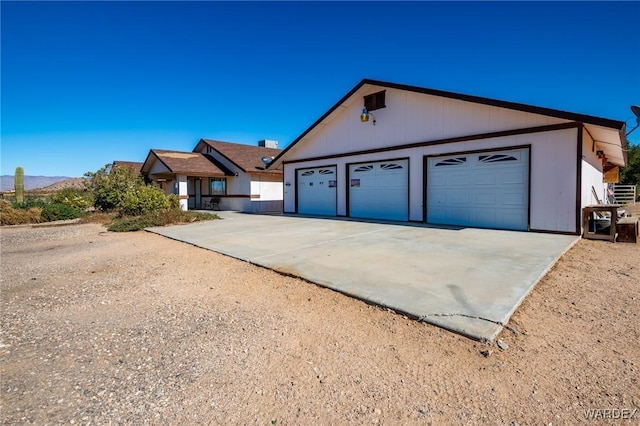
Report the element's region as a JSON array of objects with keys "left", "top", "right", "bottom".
[
  {"left": 319, "top": 169, "right": 334, "bottom": 175},
  {"left": 300, "top": 170, "right": 315, "bottom": 176},
  {"left": 364, "top": 90, "right": 386, "bottom": 112},
  {"left": 210, "top": 177, "right": 227, "bottom": 195}
]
